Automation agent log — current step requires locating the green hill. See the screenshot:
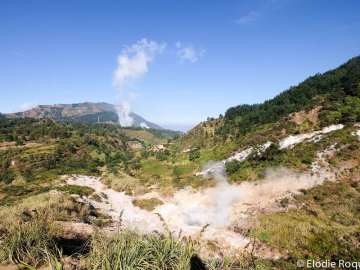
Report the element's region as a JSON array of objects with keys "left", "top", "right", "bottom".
[
  {"left": 220, "top": 56, "right": 360, "bottom": 136},
  {"left": 179, "top": 56, "right": 360, "bottom": 151}
]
